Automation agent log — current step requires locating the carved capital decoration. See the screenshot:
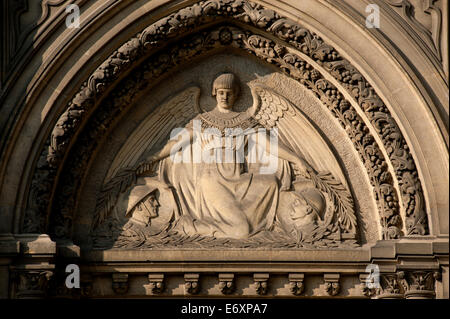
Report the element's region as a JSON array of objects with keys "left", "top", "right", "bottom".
[
  {"left": 24, "top": 0, "right": 428, "bottom": 244},
  {"left": 112, "top": 273, "right": 128, "bottom": 295},
  {"left": 185, "top": 273, "right": 200, "bottom": 295},
  {"left": 375, "top": 273, "right": 404, "bottom": 299},
  {"left": 359, "top": 273, "right": 377, "bottom": 298},
  {"left": 324, "top": 273, "right": 340, "bottom": 296},
  {"left": 289, "top": 273, "right": 305, "bottom": 296},
  {"left": 218, "top": 273, "right": 235, "bottom": 295},
  {"left": 13, "top": 270, "right": 53, "bottom": 299},
  {"left": 398, "top": 270, "right": 440, "bottom": 299},
  {"left": 81, "top": 274, "right": 93, "bottom": 298},
  {"left": 147, "top": 274, "right": 165, "bottom": 295},
  {"left": 254, "top": 273, "right": 269, "bottom": 295}
]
